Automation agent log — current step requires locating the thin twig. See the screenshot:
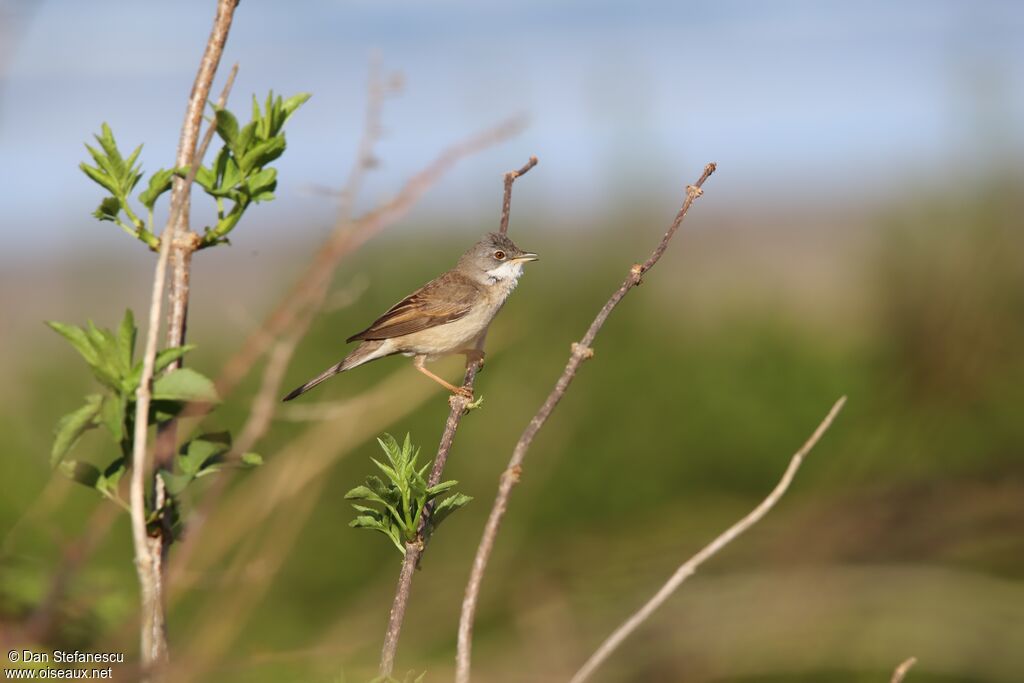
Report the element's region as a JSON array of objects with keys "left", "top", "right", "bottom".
[
  {"left": 128, "top": 2, "right": 238, "bottom": 671},
  {"left": 498, "top": 156, "right": 537, "bottom": 235},
  {"left": 455, "top": 162, "right": 717, "bottom": 683},
  {"left": 129, "top": 171, "right": 176, "bottom": 671},
  {"left": 569, "top": 397, "right": 847, "bottom": 683},
  {"left": 891, "top": 656, "right": 918, "bottom": 683},
  {"left": 214, "top": 116, "right": 526, "bottom": 400},
  {"left": 378, "top": 156, "right": 538, "bottom": 678}
]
